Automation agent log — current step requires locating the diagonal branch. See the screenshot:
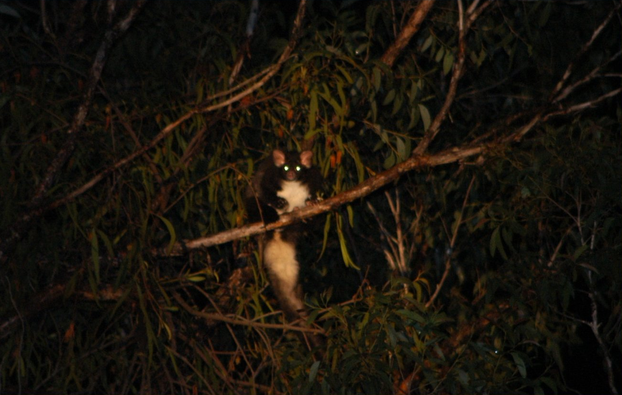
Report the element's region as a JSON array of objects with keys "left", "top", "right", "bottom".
[
  {"left": 0, "top": 0, "right": 148, "bottom": 261},
  {"left": 413, "top": 0, "right": 492, "bottom": 155},
  {"left": 549, "top": 3, "right": 621, "bottom": 102},
  {"left": 155, "top": 144, "right": 486, "bottom": 256},
  {"left": 503, "top": 7, "right": 621, "bottom": 144},
  {"left": 544, "top": 87, "right": 622, "bottom": 121},
  {"left": 380, "top": 0, "right": 437, "bottom": 68}
]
